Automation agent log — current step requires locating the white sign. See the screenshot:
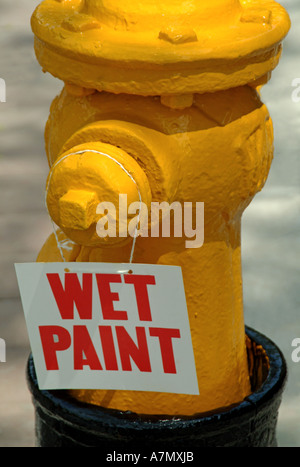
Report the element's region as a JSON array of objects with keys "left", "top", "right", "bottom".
[{"left": 15, "top": 262, "right": 199, "bottom": 395}]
